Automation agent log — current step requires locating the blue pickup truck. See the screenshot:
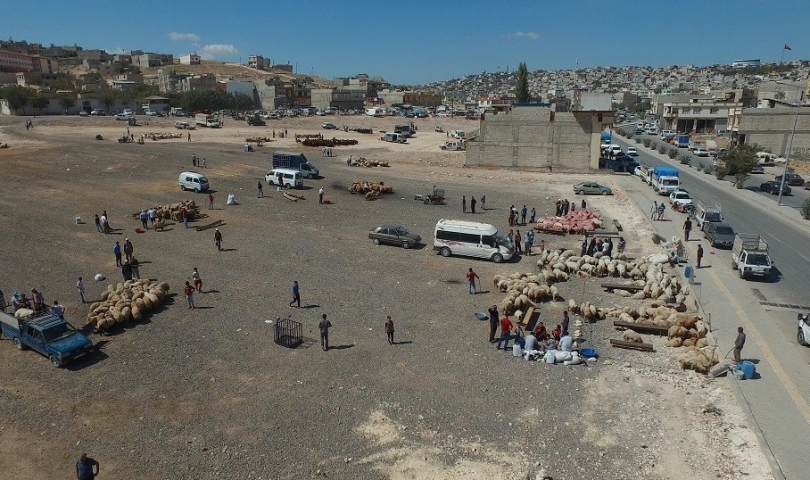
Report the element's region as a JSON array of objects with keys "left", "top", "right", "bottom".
[{"left": 0, "top": 311, "right": 93, "bottom": 367}]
